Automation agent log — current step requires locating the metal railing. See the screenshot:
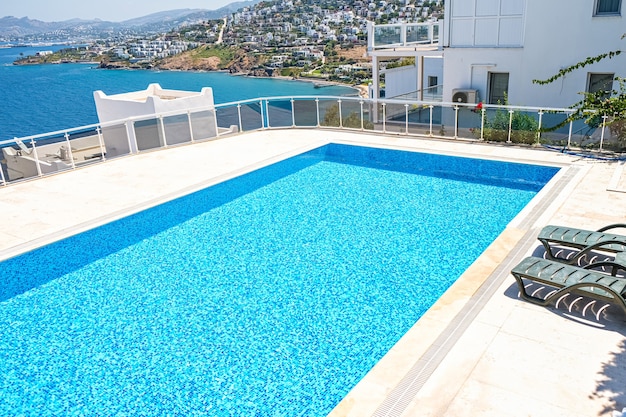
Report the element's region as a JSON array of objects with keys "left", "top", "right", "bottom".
[
  {"left": 1, "top": 96, "right": 623, "bottom": 187},
  {"left": 367, "top": 21, "right": 441, "bottom": 50},
  {"left": 388, "top": 85, "right": 444, "bottom": 101}
]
